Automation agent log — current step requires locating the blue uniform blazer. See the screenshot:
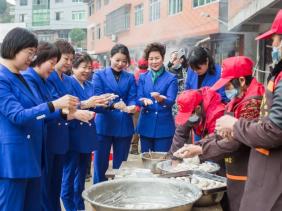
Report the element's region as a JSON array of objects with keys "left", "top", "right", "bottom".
[
  {"left": 92, "top": 68, "right": 137, "bottom": 137},
  {"left": 68, "top": 76, "right": 97, "bottom": 153},
  {"left": 22, "top": 68, "right": 66, "bottom": 152},
  {"left": 44, "top": 71, "right": 72, "bottom": 154},
  {"left": 0, "top": 64, "right": 53, "bottom": 178},
  {"left": 136, "top": 70, "right": 178, "bottom": 138},
  {"left": 185, "top": 64, "right": 228, "bottom": 102}
]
